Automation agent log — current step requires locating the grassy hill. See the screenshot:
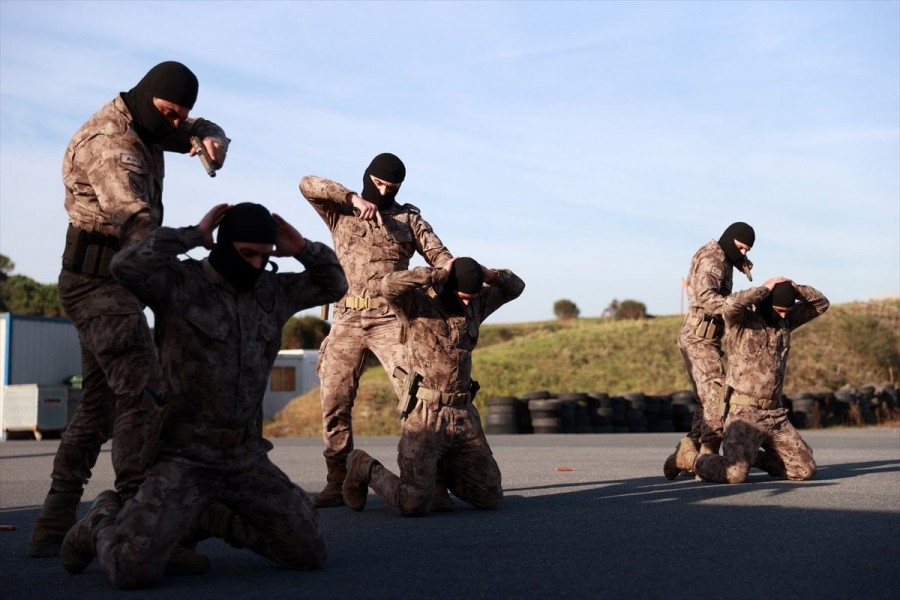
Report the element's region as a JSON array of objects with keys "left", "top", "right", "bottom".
[{"left": 264, "top": 297, "right": 900, "bottom": 438}]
